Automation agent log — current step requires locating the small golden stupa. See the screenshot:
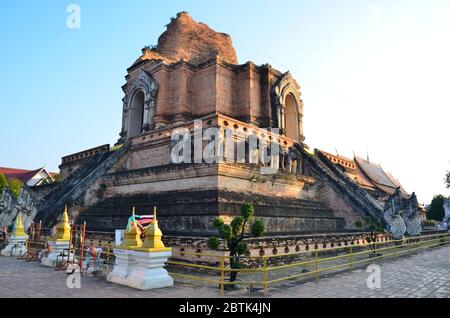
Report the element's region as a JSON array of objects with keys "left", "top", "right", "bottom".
[
  {"left": 135, "top": 207, "right": 171, "bottom": 253},
  {"left": 11, "top": 211, "right": 27, "bottom": 238},
  {"left": 119, "top": 207, "right": 143, "bottom": 249},
  {"left": 53, "top": 206, "right": 71, "bottom": 242}
]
